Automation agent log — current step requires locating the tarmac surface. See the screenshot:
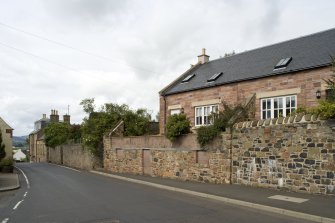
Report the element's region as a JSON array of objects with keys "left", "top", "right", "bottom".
[
  {"left": 0, "top": 163, "right": 322, "bottom": 223},
  {"left": 91, "top": 169, "right": 335, "bottom": 222},
  {"left": 0, "top": 163, "right": 334, "bottom": 223}
]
